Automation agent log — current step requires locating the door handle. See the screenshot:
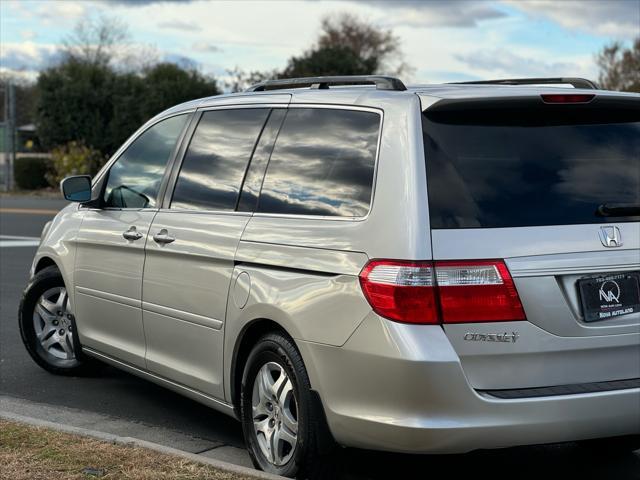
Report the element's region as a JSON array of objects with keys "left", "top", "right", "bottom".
[
  {"left": 153, "top": 229, "right": 175, "bottom": 245},
  {"left": 122, "top": 226, "right": 143, "bottom": 241}
]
